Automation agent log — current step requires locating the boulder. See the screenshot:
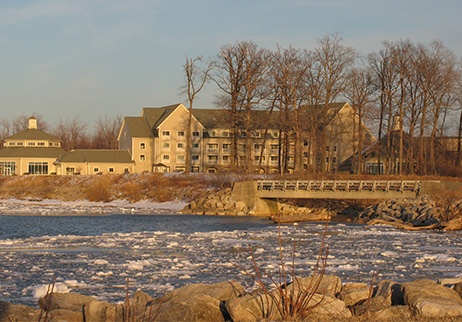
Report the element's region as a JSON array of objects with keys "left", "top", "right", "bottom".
[
  {"left": 155, "top": 294, "right": 225, "bottom": 322},
  {"left": 402, "top": 278, "right": 462, "bottom": 318},
  {"left": 0, "top": 301, "right": 39, "bottom": 322},
  {"left": 45, "top": 308, "right": 84, "bottom": 322},
  {"left": 292, "top": 275, "right": 342, "bottom": 298},
  {"left": 227, "top": 290, "right": 350, "bottom": 322},
  {"left": 338, "top": 282, "right": 370, "bottom": 306},
  {"left": 83, "top": 300, "right": 123, "bottom": 322},
  {"left": 146, "top": 281, "right": 244, "bottom": 322},
  {"left": 453, "top": 282, "right": 462, "bottom": 299},
  {"left": 161, "top": 281, "right": 244, "bottom": 303},
  {"left": 39, "top": 292, "right": 97, "bottom": 312}
]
